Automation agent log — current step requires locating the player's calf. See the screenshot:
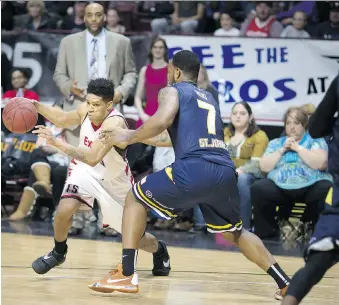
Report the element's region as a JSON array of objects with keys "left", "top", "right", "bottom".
[{"left": 222, "top": 229, "right": 290, "bottom": 300}]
